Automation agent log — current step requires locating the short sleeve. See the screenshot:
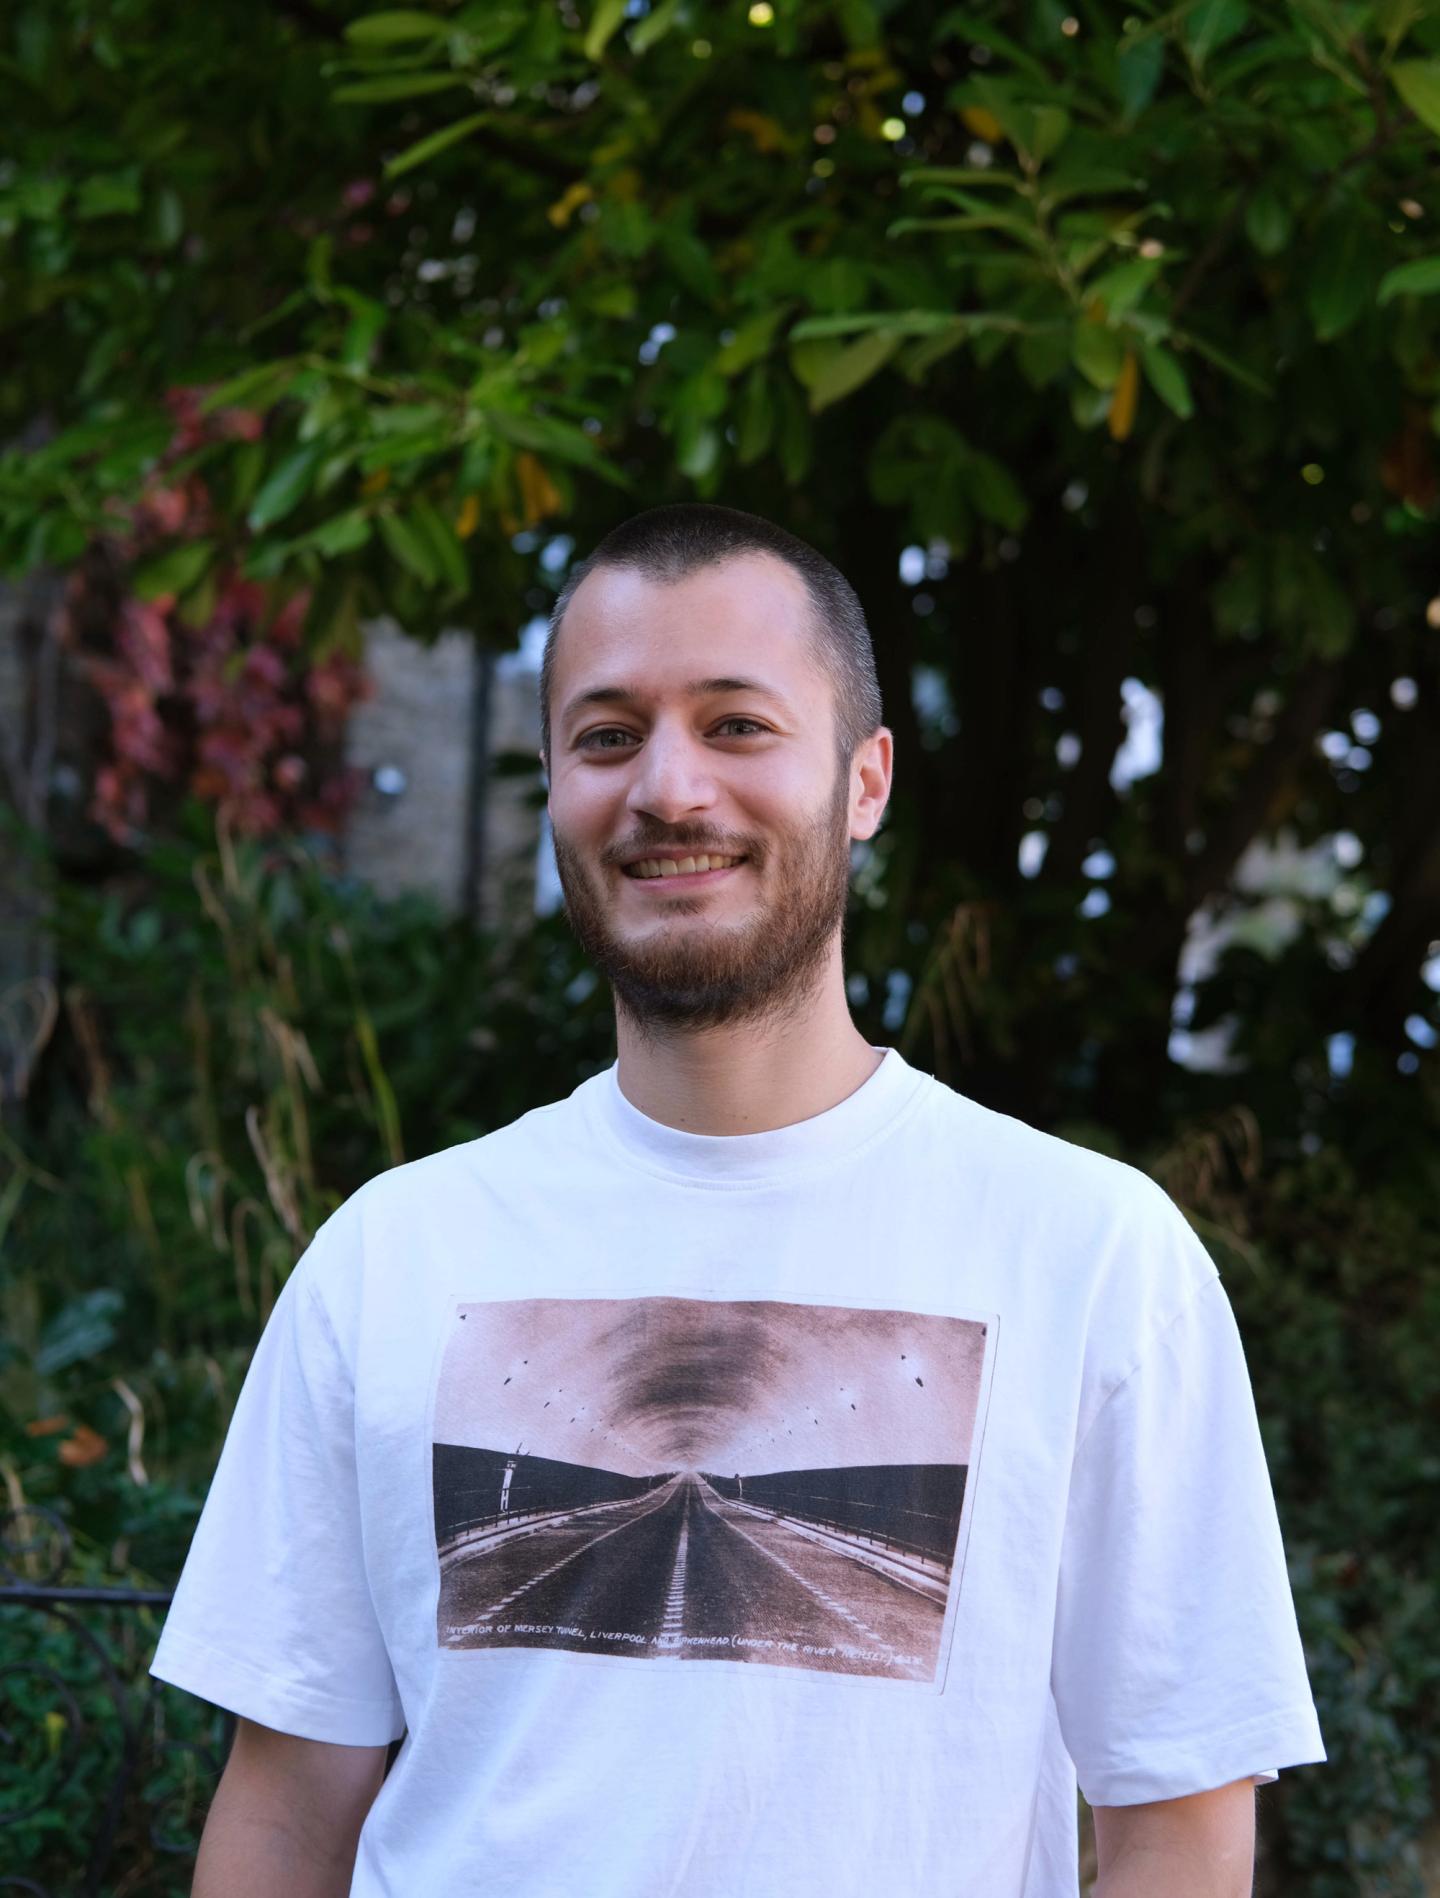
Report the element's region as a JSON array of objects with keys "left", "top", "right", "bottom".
[
  {"left": 1051, "top": 1272, "right": 1326, "bottom": 1805},
  {"left": 149, "top": 1230, "right": 404, "bottom": 1745}
]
